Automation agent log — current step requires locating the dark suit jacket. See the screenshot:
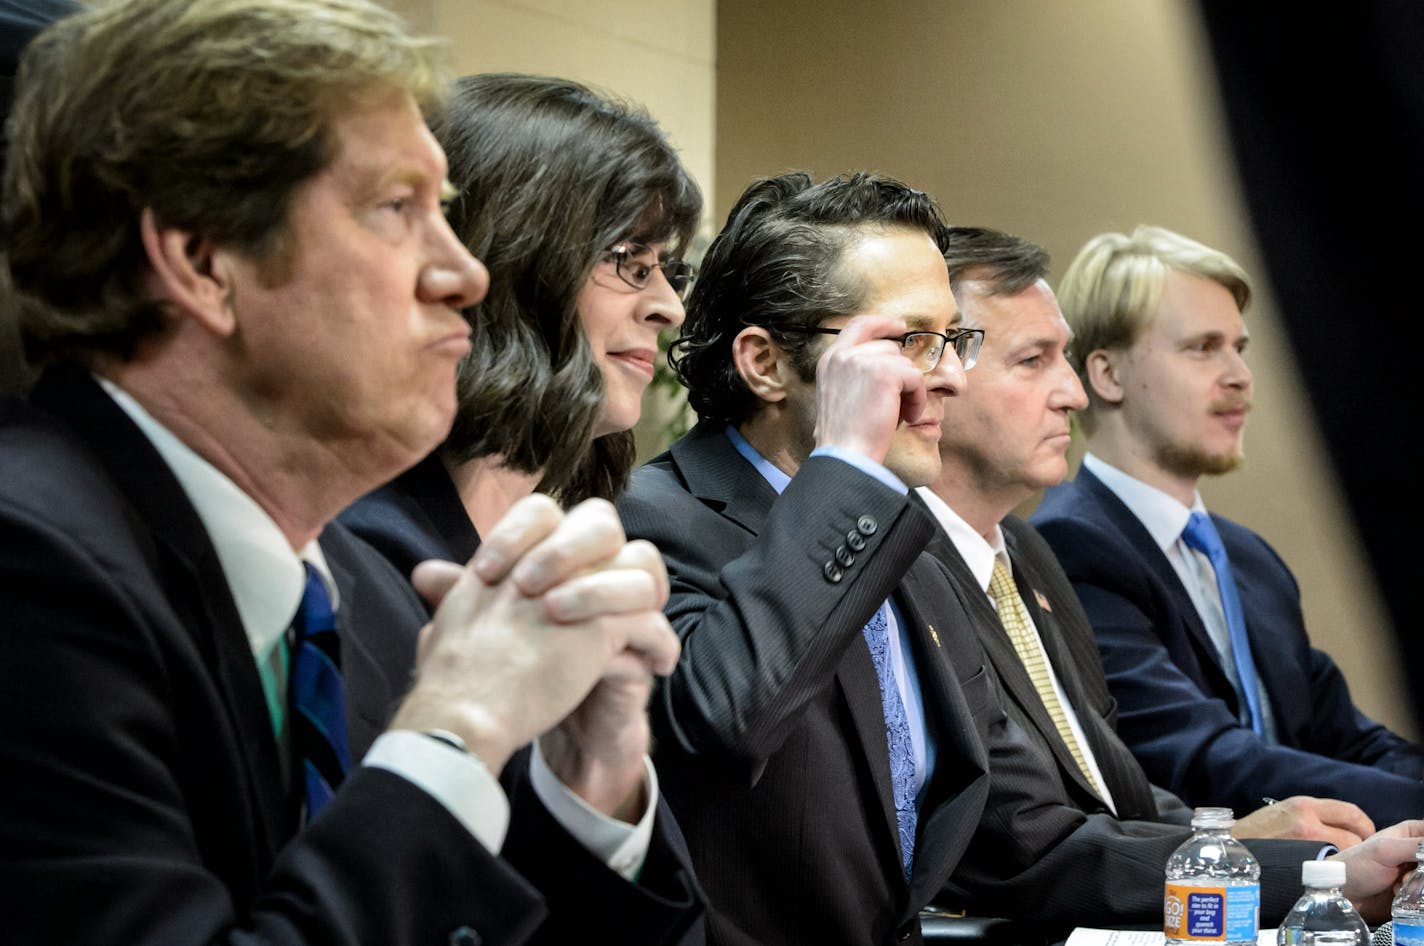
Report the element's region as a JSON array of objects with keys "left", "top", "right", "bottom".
[
  {"left": 340, "top": 451, "right": 706, "bottom": 945},
  {"left": 0, "top": 369, "right": 696, "bottom": 944},
  {"left": 924, "top": 513, "right": 1192, "bottom": 826},
  {"left": 340, "top": 451, "right": 479, "bottom": 582},
  {"left": 617, "top": 424, "right": 1330, "bottom": 944},
  {"left": 618, "top": 422, "right": 998, "bottom": 946},
  {"left": 919, "top": 509, "right": 1325, "bottom": 939},
  {"left": 1032, "top": 466, "right": 1424, "bottom": 827}
]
